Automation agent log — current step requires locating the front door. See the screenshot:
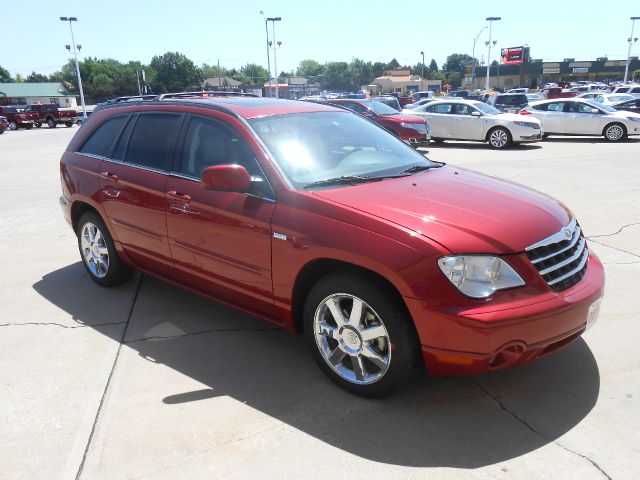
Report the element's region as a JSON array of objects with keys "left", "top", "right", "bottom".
[{"left": 165, "top": 113, "right": 276, "bottom": 316}]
